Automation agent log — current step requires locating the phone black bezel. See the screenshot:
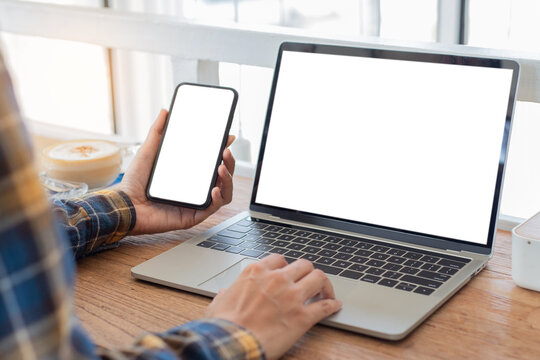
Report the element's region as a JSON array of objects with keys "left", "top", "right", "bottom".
[{"left": 146, "top": 82, "right": 238, "bottom": 210}]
